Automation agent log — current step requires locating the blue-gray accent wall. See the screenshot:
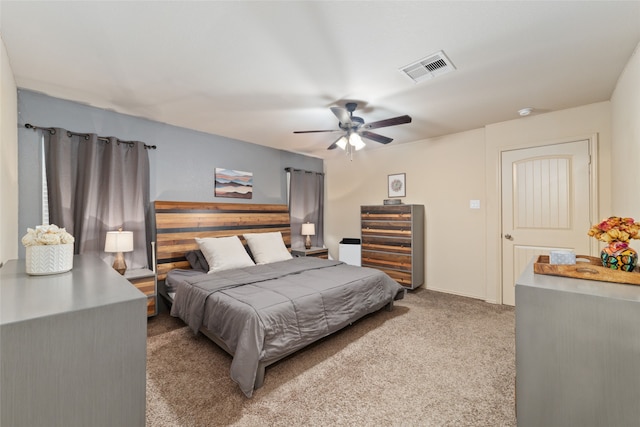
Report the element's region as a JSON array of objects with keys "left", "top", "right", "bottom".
[{"left": 16, "top": 90, "right": 322, "bottom": 257}]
